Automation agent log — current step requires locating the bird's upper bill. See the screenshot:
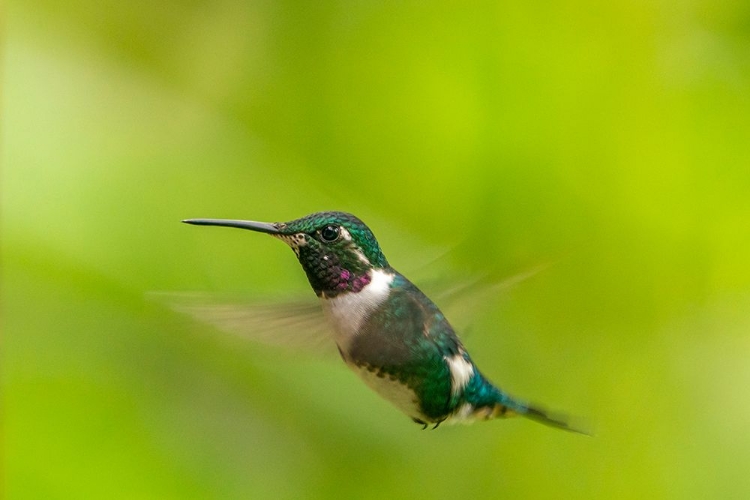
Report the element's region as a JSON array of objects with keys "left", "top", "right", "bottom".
[{"left": 182, "top": 218, "right": 283, "bottom": 234}]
